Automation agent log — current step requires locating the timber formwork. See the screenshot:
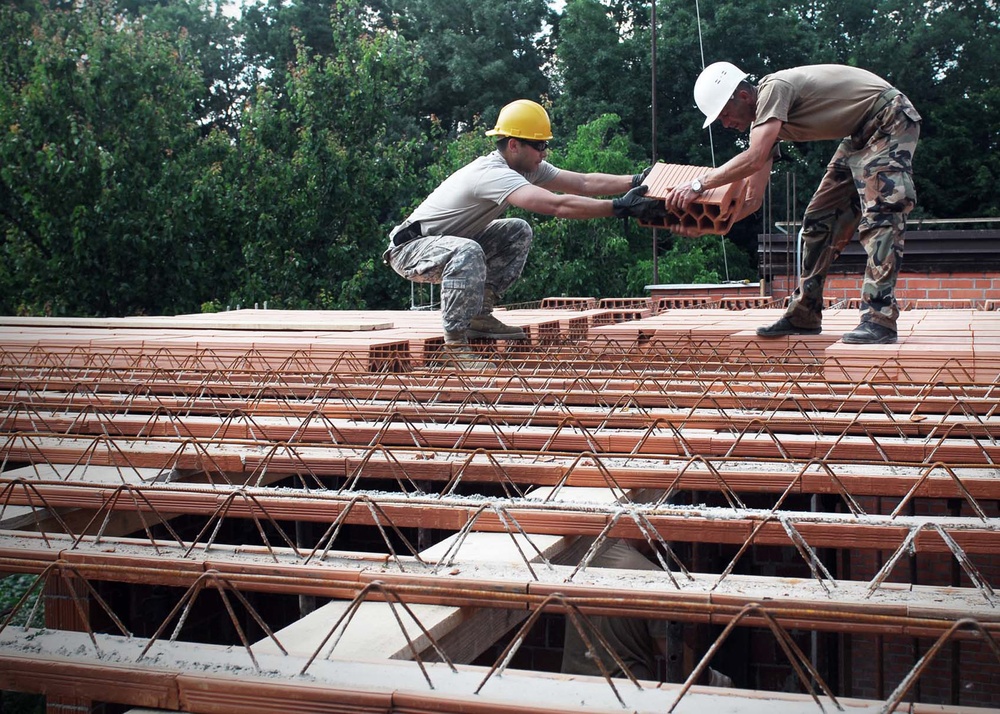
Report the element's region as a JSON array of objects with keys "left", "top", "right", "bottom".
[{"left": 1, "top": 307, "right": 999, "bottom": 714}]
